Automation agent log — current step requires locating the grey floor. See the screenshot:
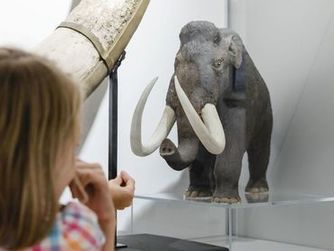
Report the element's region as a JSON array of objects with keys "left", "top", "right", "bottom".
[{"left": 193, "top": 236, "right": 328, "bottom": 251}]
